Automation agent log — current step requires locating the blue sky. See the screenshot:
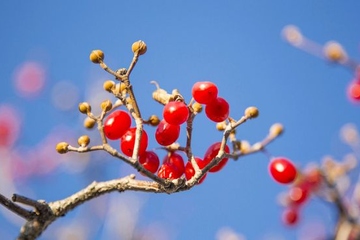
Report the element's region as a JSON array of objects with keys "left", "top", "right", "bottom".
[{"left": 0, "top": 1, "right": 360, "bottom": 239}]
